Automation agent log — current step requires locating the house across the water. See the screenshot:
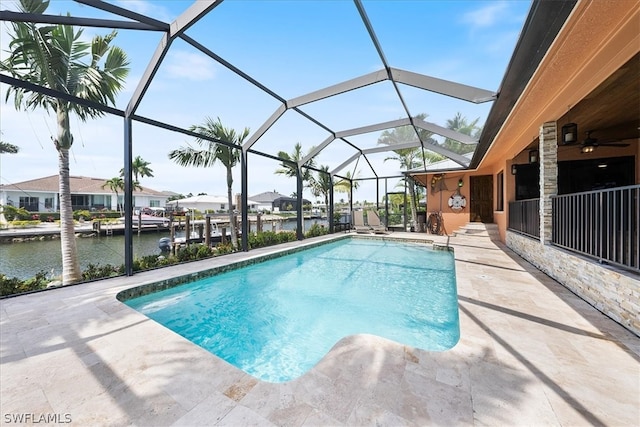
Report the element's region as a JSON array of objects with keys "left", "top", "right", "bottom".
[{"left": 0, "top": 175, "right": 174, "bottom": 212}]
